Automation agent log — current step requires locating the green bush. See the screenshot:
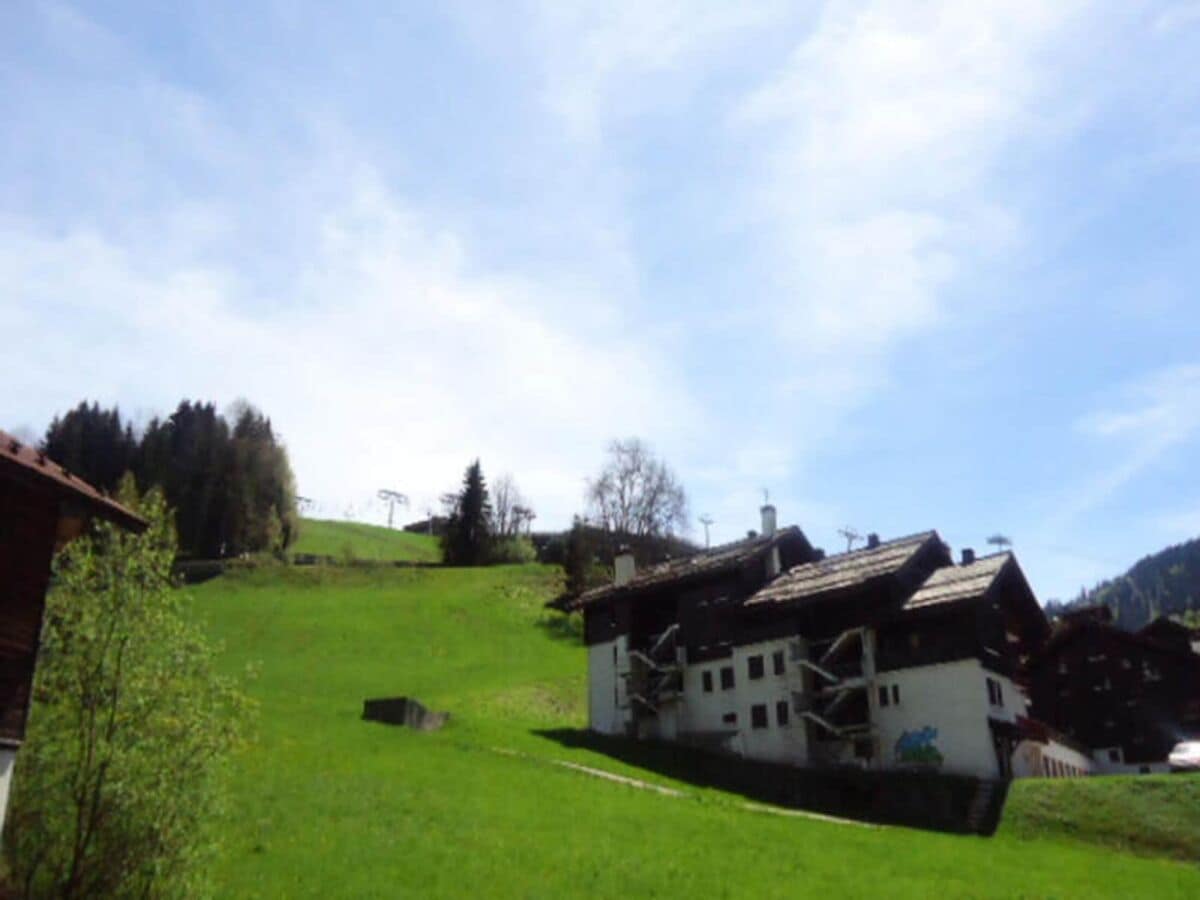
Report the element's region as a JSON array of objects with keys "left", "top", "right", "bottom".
[
  {"left": 3, "top": 482, "right": 253, "bottom": 899},
  {"left": 489, "top": 536, "right": 538, "bottom": 564}
]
